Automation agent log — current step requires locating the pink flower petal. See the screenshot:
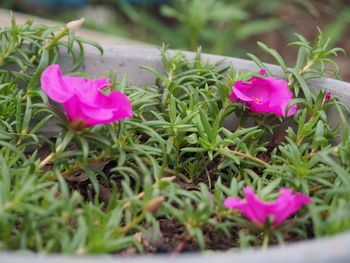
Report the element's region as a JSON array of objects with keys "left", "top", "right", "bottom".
[
  {"left": 245, "top": 78, "right": 271, "bottom": 102},
  {"left": 106, "top": 91, "right": 133, "bottom": 120},
  {"left": 243, "top": 186, "right": 271, "bottom": 225},
  {"left": 40, "top": 65, "right": 132, "bottom": 127},
  {"left": 63, "top": 76, "right": 98, "bottom": 105},
  {"left": 229, "top": 92, "right": 239, "bottom": 102},
  {"left": 40, "top": 65, "right": 74, "bottom": 103},
  {"left": 92, "top": 78, "right": 112, "bottom": 90},
  {"left": 63, "top": 95, "right": 114, "bottom": 126},
  {"left": 224, "top": 186, "right": 312, "bottom": 226},
  {"left": 223, "top": 197, "right": 242, "bottom": 208},
  {"left": 229, "top": 70, "right": 297, "bottom": 117},
  {"left": 232, "top": 81, "right": 255, "bottom": 102},
  {"left": 258, "top": 69, "right": 266, "bottom": 76}
]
